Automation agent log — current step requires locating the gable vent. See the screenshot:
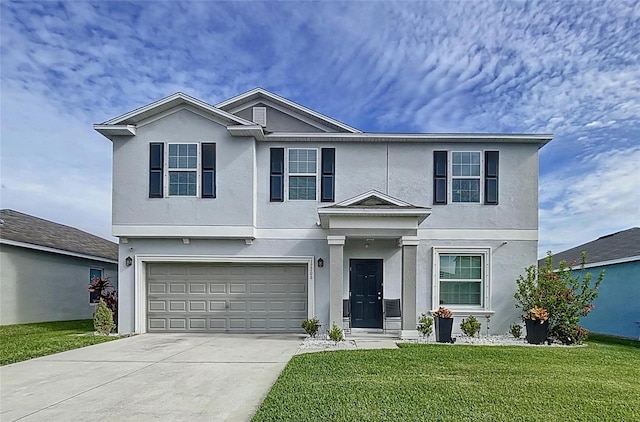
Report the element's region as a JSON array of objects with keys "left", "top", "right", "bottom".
[{"left": 252, "top": 107, "right": 267, "bottom": 127}]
